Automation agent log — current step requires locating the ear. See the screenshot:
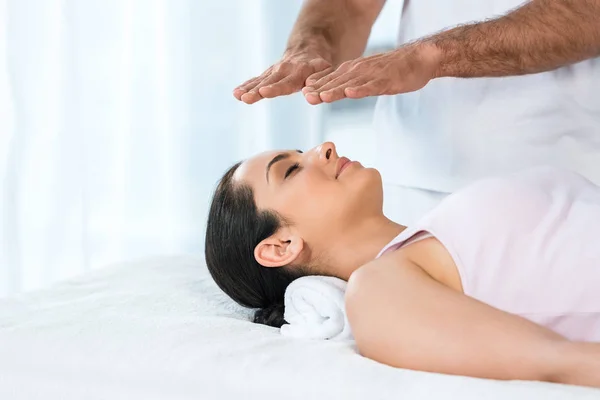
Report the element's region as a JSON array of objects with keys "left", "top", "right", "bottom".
[{"left": 254, "top": 229, "right": 304, "bottom": 268}]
